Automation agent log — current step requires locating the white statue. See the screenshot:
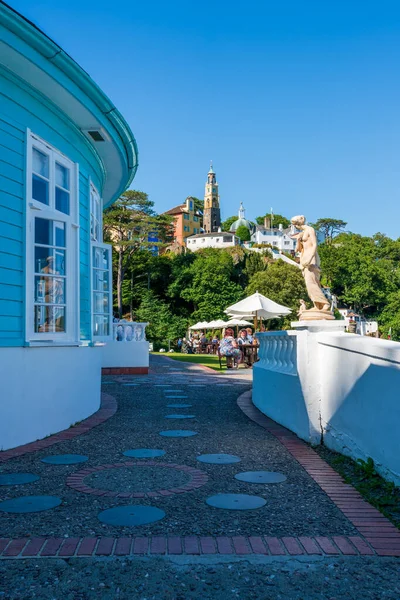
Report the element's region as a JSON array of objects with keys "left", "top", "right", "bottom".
[{"left": 291, "top": 215, "right": 333, "bottom": 320}]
